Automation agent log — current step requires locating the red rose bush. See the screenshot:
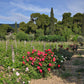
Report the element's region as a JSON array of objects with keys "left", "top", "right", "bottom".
[{"left": 22, "top": 49, "right": 61, "bottom": 77}]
